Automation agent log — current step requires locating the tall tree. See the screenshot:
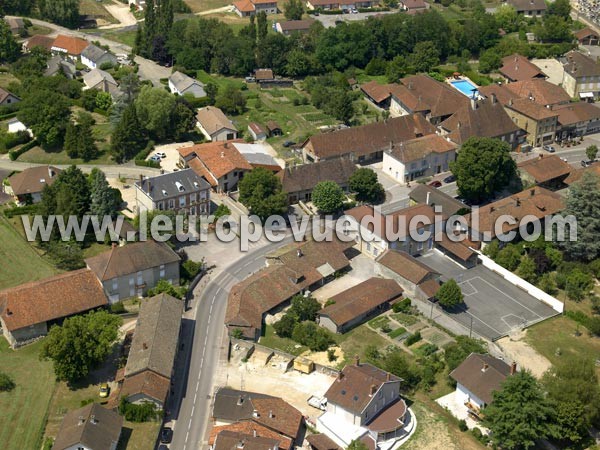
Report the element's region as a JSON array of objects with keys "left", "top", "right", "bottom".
[
  {"left": 238, "top": 168, "right": 287, "bottom": 222},
  {"left": 349, "top": 168, "right": 385, "bottom": 204},
  {"left": 43, "top": 166, "right": 91, "bottom": 219},
  {"left": 586, "top": 144, "right": 598, "bottom": 162},
  {"left": 284, "top": 0, "right": 304, "bottom": 20},
  {"left": 543, "top": 355, "right": 600, "bottom": 445},
  {"left": 450, "top": 137, "right": 517, "bottom": 203},
  {"left": 559, "top": 172, "right": 600, "bottom": 261},
  {"left": 38, "top": 0, "right": 80, "bottom": 28},
  {"left": 312, "top": 181, "right": 345, "bottom": 214},
  {"left": 483, "top": 371, "right": 556, "bottom": 449},
  {"left": 0, "top": 21, "right": 20, "bottom": 63},
  {"left": 89, "top": 169, "right": 122, "bottom": 219},
  {"left": 41, "top": 311, "right": 122, "bottom": 384},
  {"left": 111, "top": 103, "right": 147, "bottom": 163},
  {"left": 135, "top": 85, "right": 176, "bottom": 141},
  {"left": 17, "top": 89, "right": 71, "bottom": 150},
  {"left": 436, "top": 279, "right": 463, "bottom": 308},
  {"left": 64, "top": 112, "right": 98, "bottom": 161},
  {"left": 256, "top": 11, "right": 268, "bottom": 42}
]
